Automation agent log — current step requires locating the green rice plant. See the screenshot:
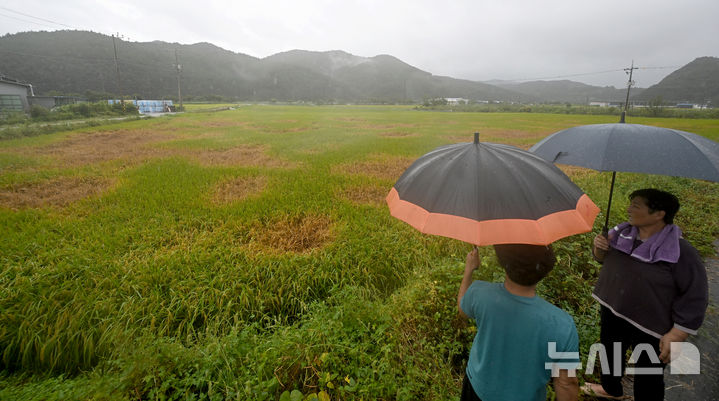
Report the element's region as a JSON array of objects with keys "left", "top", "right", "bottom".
[{"left": 1, "top": 105, "right": 717, "bottom": 399}]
